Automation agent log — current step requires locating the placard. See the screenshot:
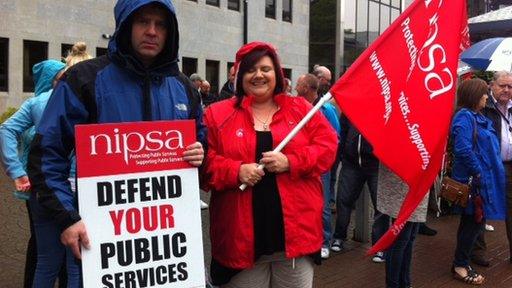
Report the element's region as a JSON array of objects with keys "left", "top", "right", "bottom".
[{"left": 76, "top": 120, "right": 205, "bottom": 288}]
